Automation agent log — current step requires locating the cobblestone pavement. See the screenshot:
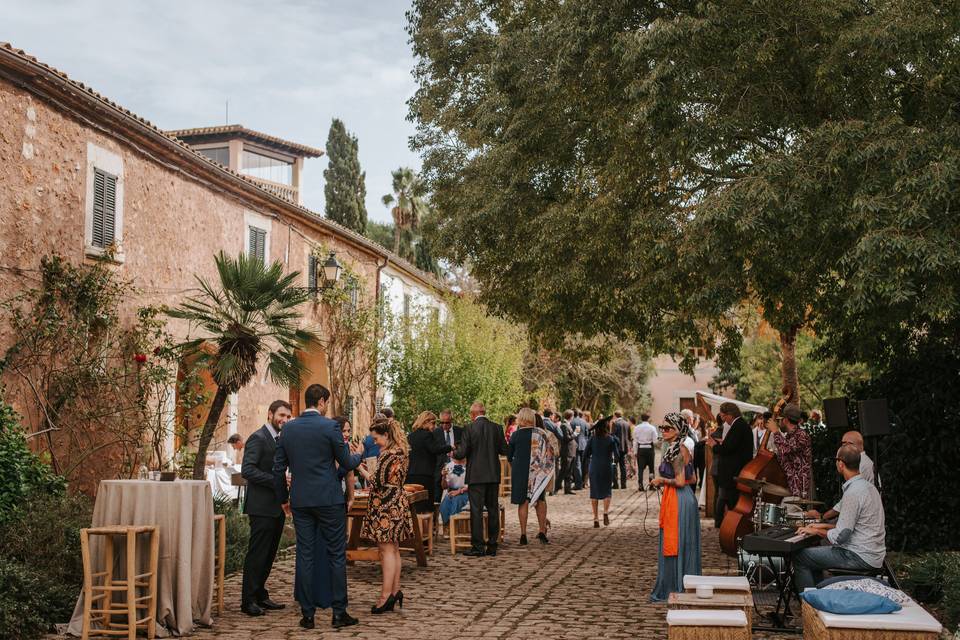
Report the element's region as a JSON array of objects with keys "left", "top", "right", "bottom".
[{"left": 181, "top": 488, "right": 796, "bottom": 640}]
